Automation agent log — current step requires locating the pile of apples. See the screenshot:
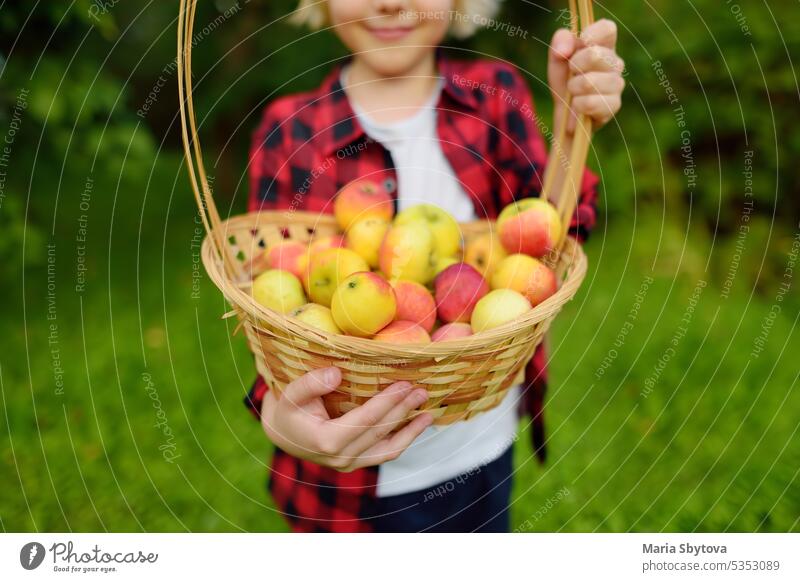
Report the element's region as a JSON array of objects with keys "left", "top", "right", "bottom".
[{"left": 249, "top": 179, "right": 562, "bottom": 344}]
